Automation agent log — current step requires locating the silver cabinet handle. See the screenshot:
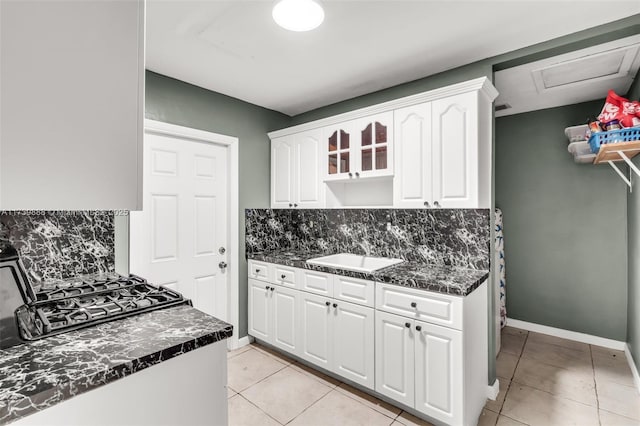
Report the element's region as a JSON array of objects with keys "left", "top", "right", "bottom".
[
  {"left": 411, "top": 302, "right": 417, "bottom": 308},
  {"left": 423, "top": 201, "right": 429, "bottom": 207},
  {"left": 434, "top": 201, "right": 440, "bottom": 207}
]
